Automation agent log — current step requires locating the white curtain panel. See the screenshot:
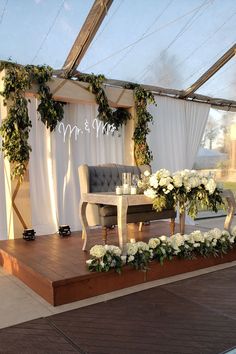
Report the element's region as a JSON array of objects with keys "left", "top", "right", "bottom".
[
  {"left": 148, "top": 96, "right": 210, "bottom": 172},
  {"left": 0, "top": 114, "right": 8, "bottom": 240},
  {"left": 148, "top": 96, "right": 210, "bottom": 225},
  {"left": 28, "top": 98, "right": 124, "bottom": 235}
]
